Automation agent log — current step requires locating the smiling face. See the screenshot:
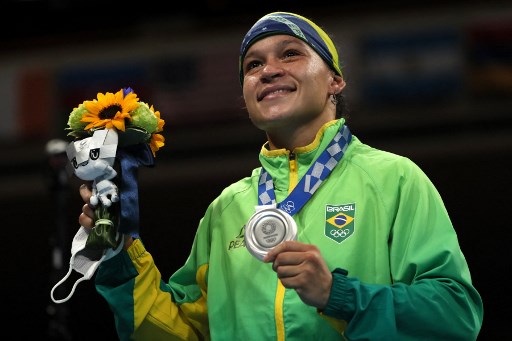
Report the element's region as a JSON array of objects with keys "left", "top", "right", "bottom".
[{"left": 241, "top": 35, "right": 345, "bottom": 150}]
